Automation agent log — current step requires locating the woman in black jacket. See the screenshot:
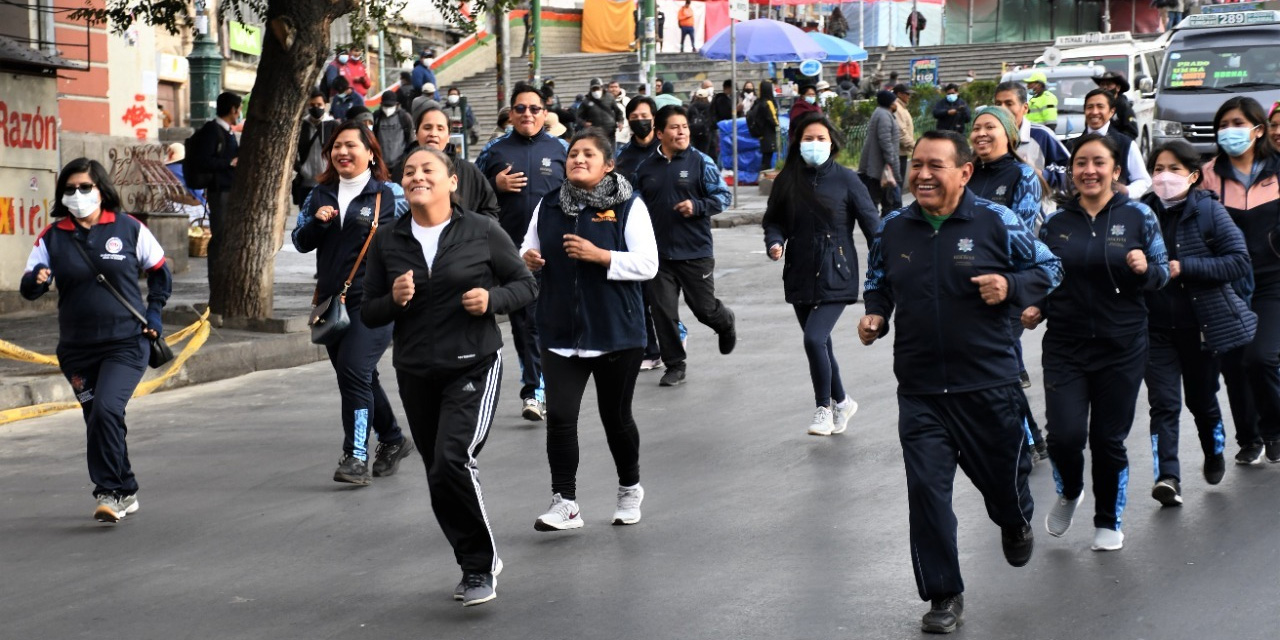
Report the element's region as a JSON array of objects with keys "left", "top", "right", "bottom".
[
  {"left": 1140, "top": 140, "right": 1255, "bottom": 506},
  {"left": 519, "top": 130, "right": 658, "bottom": 532},
  {"left": 20, "top": 158, "right": 171, "bottom": 523},
  {"left": 391, "top": 105, "right": 500, "bottom": 219},
  {"left": 763, "top": 113, "right": 879, "bottom": 436},
  {"left": 362, "top": 146, "right": 536, "bottom": 607},
  {"left": 292, "top": 121, "right": 411, "bottom": 486},
  {"left": 1023, "top": 133, "right": 1169, "bottom": 552}
]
